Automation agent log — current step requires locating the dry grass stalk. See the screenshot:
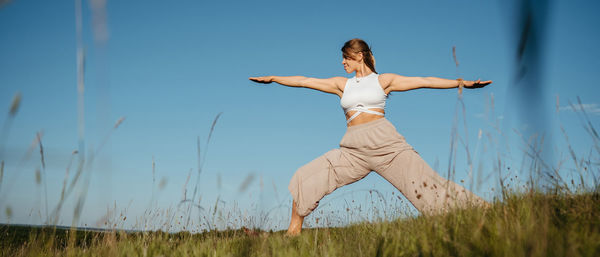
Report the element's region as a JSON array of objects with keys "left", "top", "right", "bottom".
[
  {"left": 238, "top": 173, "right": 255, "bottom": 193},
  {"left": 9, "top": 92, "right": 21, "bottom": 117},
  {"left": 52, "top": 150, "right": 79, "bottom": 225},
  {"left": 114, "top": 116, "right": 125, "bottom": 129},
  {"left": 35, "top": 168, "right": 41, "bottom": 185},
  {"left": 0, "top": 160, "right": 4, "bottom": 191},
  {"left": 158, "top": 177, "right": 167, "bottom": 190},
  {"left": 181, "top": 168, "right": 191, "bottom": 201},
  {"left": 51, "top": 116, "right": 125, "bottom": 227},
  {"left": 36, "top": 132, "right": 49, "bottom": 223},
  {"left": 452, "top": 46, "right": 463, "bottom": 97},
  {"left": 185, "top": 113, "right": 223, "bottom": 228},
  {"left": 1, "top": 92, "right": 23, "bottom": 161},
  {"left": 4, "top": 206, "right": 11, "bottom": 220}
]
